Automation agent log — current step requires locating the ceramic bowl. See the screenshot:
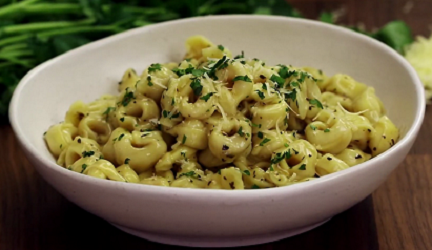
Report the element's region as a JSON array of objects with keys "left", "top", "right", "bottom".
[{"left": 9, "top": 15, "right": 425, "bottom": 247}]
